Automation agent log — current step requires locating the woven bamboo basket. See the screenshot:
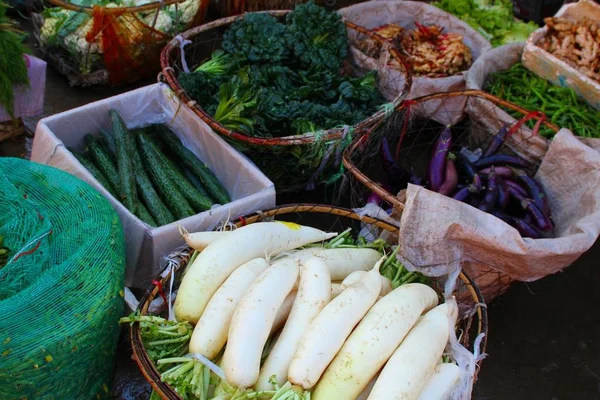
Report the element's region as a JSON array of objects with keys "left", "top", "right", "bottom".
[
  {"left": 215, "top": 0, "right": 331, "bottom": 18},
  {"left": 160, "top": 11, "right": 411, "bottom": 191},
  {"left": 32, "top": 0, "right": 208, "bottom": 86},
  {"left": 342, "top": 89, "right": 559, "bottom": 301},
  {"left": 130, "top": 203, "right": 488, "bottom": 400}
]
